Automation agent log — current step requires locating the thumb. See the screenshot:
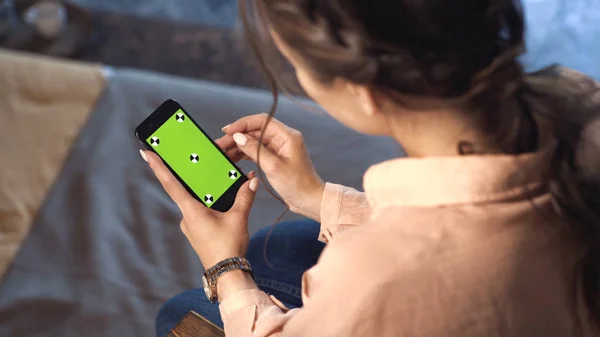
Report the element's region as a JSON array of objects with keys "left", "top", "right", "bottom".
[
  {"left": 232, "top": 133, "right": 280, "bottom": 171},
  {"left": 230, "top": 177, "right": 259, "bottom": 215}
]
